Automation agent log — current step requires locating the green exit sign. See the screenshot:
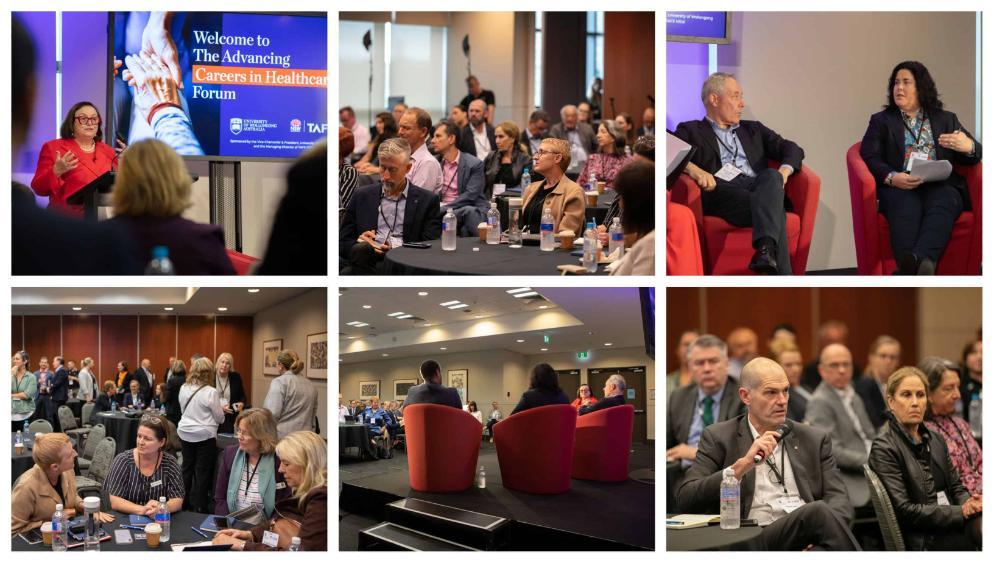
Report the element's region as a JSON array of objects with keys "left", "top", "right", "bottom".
[
  {"left": 576, "top": 351, "right": 589, "bottom": 361},
  {"left": 544, "top": 335, "right": 550, "bottom": 343}
]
